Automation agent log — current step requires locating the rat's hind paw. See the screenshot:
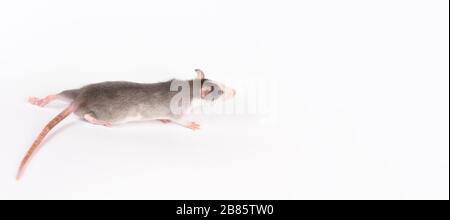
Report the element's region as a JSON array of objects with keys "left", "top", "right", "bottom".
[
  {"left": 28, "top": 95, "right": 58, "bottom": 107},
  {"left": 28, "top": 97, "right": 46, "bottom": 107}
]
